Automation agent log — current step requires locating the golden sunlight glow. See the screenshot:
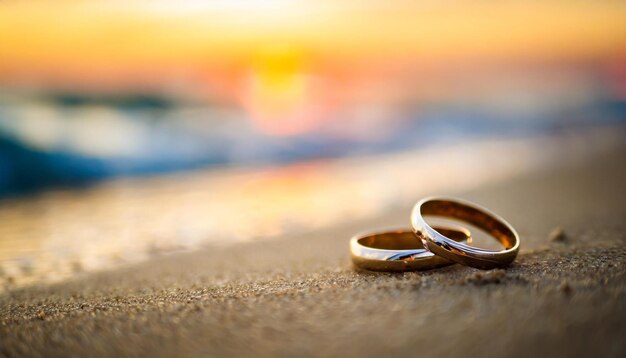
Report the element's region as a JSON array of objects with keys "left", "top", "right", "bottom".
[
  {"left": 2, "top": 1, "right": 626, "bottom": 72},
  {"left": 243, "top": 47, "right": 329, "bottom": 135},
  {"left": 141, "top": 0, "right": 296, "bottom": 15}
]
